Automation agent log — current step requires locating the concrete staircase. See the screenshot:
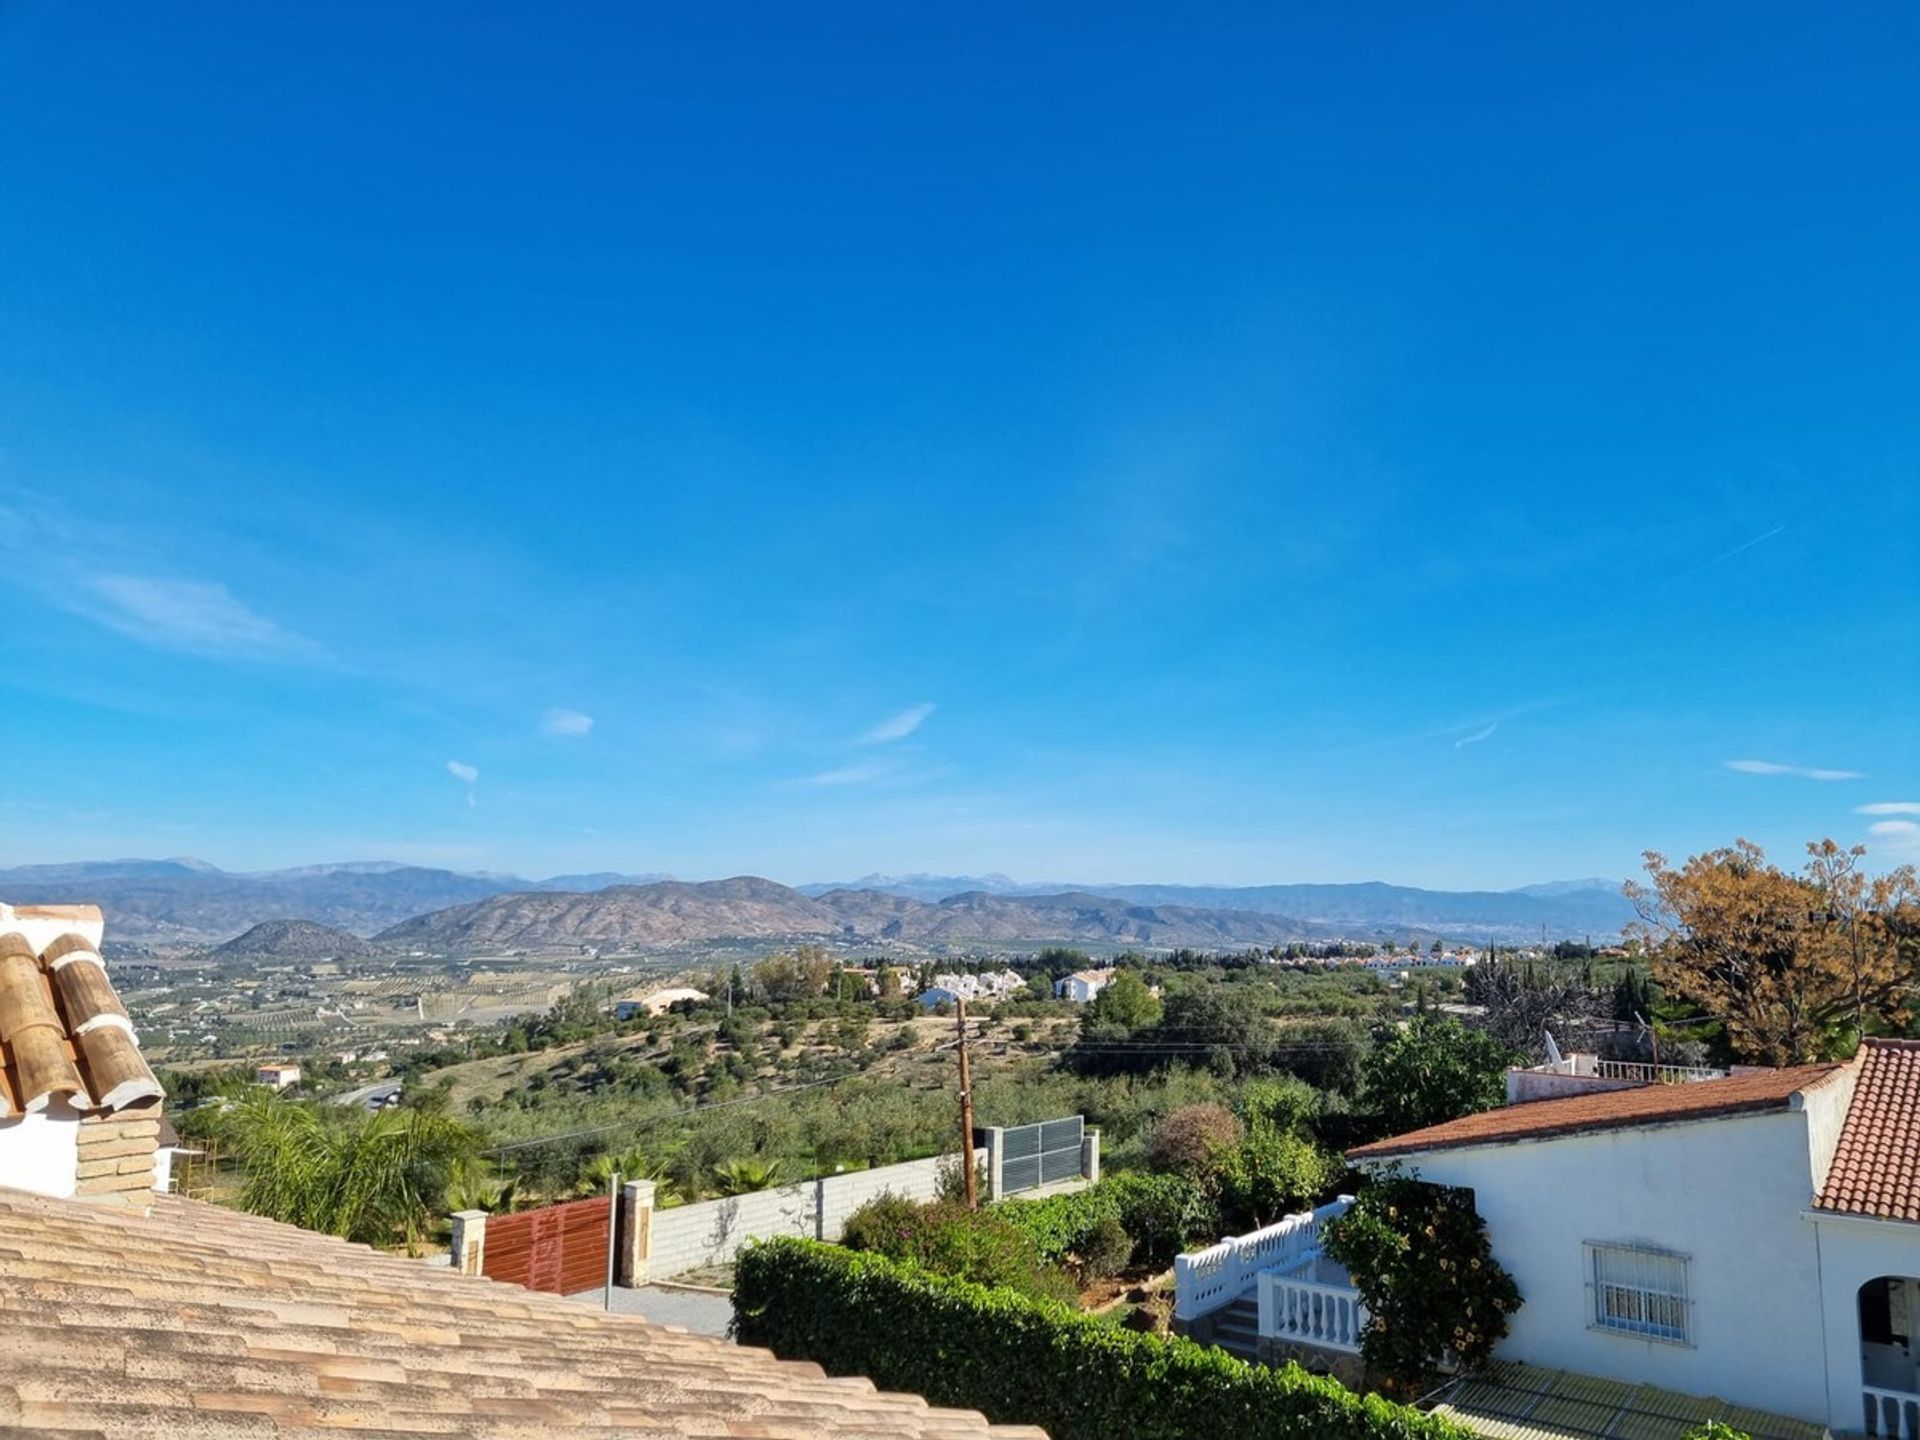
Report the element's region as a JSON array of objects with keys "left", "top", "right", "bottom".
[{"left": 1208, "top": 1295, "right": 1262, "bottom": 1362}]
